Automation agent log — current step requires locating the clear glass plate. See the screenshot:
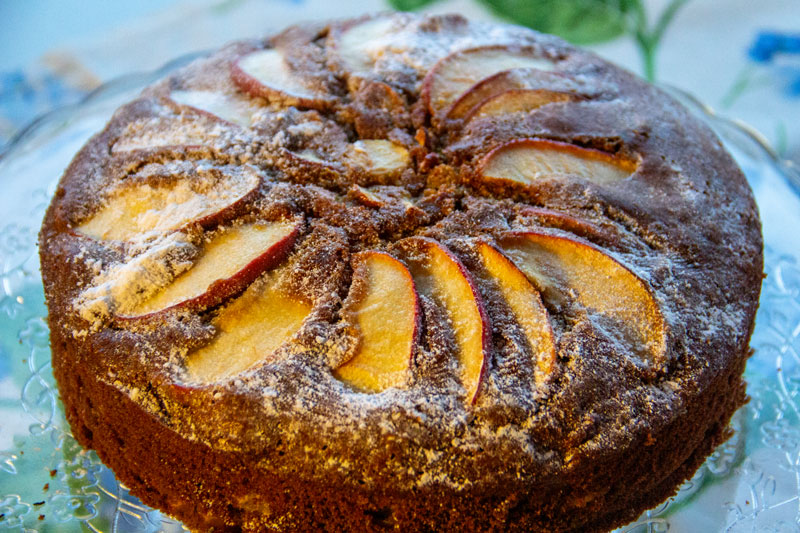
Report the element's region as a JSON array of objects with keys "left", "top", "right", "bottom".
[{"left": 0, "top": 58, "right": 798, "bottom": 532}]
